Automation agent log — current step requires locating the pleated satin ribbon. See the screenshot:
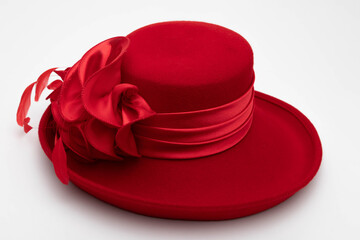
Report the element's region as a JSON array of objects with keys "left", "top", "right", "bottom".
[{"left": 134, "top": 86, "right": 254, "bottom": 159}]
